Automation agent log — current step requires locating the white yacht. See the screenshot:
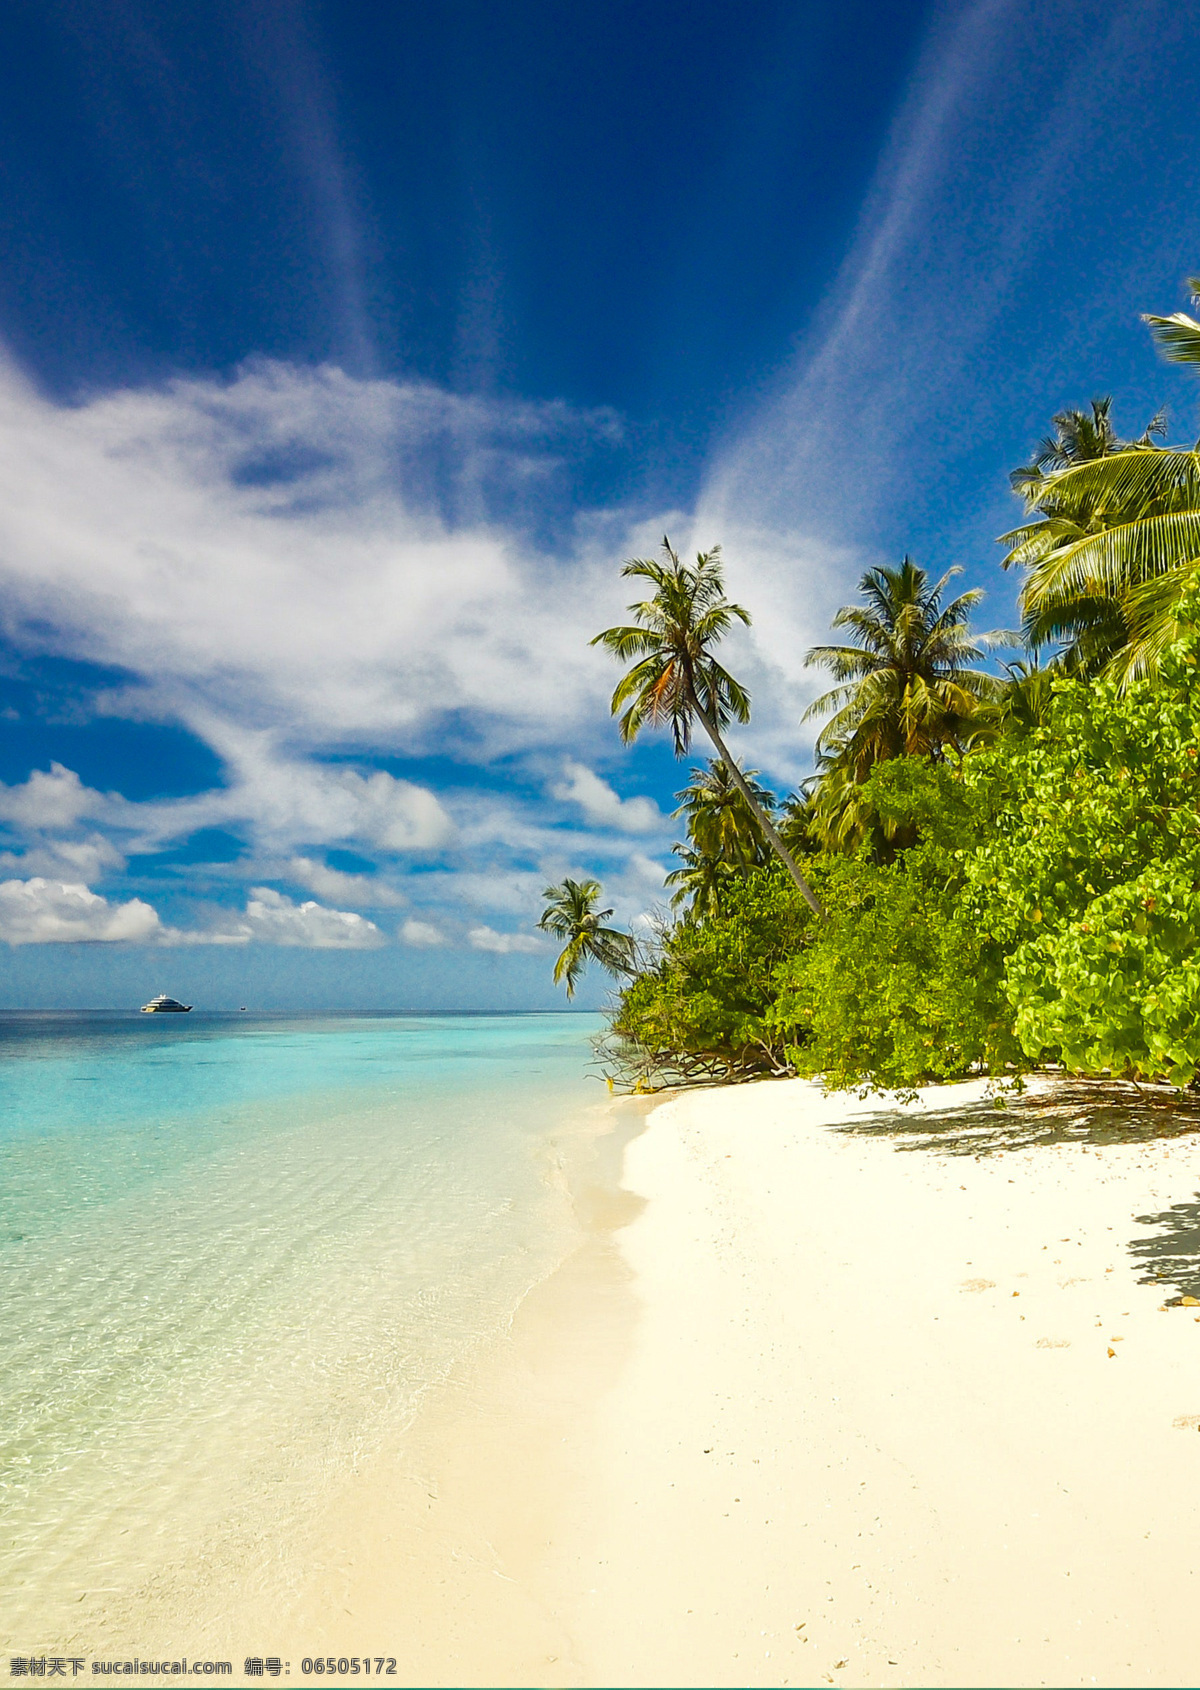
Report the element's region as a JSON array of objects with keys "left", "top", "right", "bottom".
[{"left": 140, "top": 994, "right": 192, "bottom": 1014}]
